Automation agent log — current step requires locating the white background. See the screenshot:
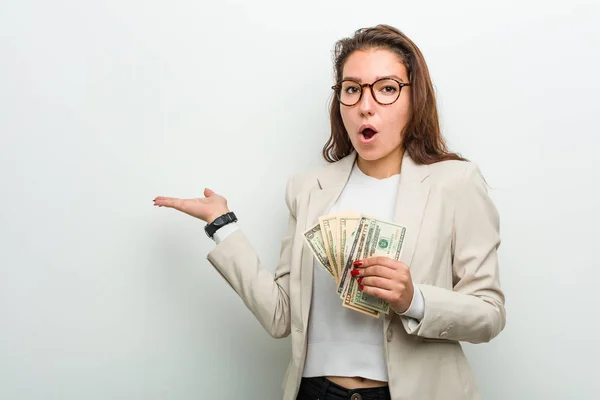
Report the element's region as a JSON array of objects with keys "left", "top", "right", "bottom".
[{"left": 1, "top": 0, "right": 599, "bottom": 399}]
